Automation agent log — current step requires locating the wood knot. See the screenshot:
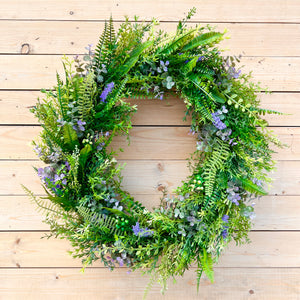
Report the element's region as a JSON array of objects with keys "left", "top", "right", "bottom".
[
  {"left": 15, "top": 238, "right": 21, "bottom": 245},
  {"left": 21, "top": 43, "right": 30, "bottom": 54},
  {"left": 249, "top": 289, "right": 254, "bottom": 295},
  {"left": 69, "top": 11, "right": 74, "bottom": 15},
  {"left": 157, "top": 162, "right": 164, "bottom": 172},
  {"left": 16, "top": 262, "right": 21, "bottom": 268},
  {"left": 157, "top": 183, "right": 166, "bottom": 192}
]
